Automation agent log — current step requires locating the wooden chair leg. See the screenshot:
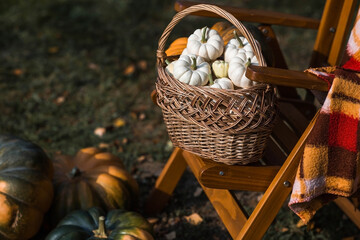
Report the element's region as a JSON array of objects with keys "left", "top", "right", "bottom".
[
  {"left": 201, "top": 184, "right": 248, "bottom": 239},
  {"left": 144, "top": 147, "right": 188, "bottom": 215},
  {"left": 182, "top": 150, "right": 249, "bottom": 239},
  {"left": 236, "top": 111, "right": 319, "bottom": 240},
  {"left": 334, "top": 197, "right": 360, "bottom": 229}
]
